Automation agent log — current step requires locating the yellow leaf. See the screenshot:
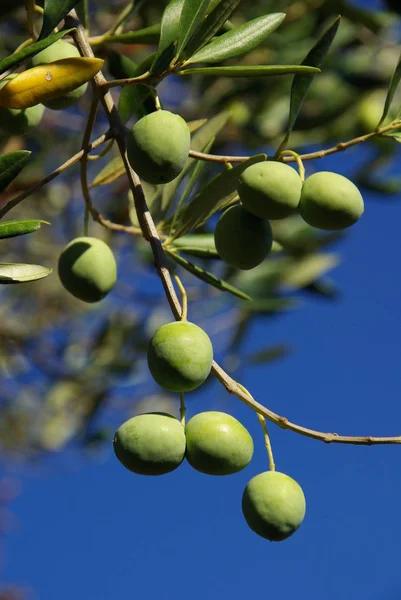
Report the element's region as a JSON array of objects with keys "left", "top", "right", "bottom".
[{"left": 0, "top": 57, "right": 104, "bottom": 109}]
